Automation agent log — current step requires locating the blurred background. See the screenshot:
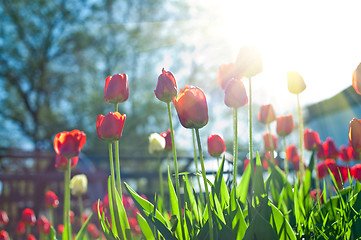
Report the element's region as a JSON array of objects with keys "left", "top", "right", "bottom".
[{"left": 1, "top": 0, "right": 361, "bottom": 235}]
